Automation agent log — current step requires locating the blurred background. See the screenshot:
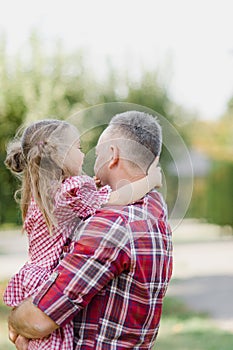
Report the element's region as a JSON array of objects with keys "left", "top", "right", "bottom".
[{"left": 0, "top": 0, "right": 232, "bottom": 349}]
